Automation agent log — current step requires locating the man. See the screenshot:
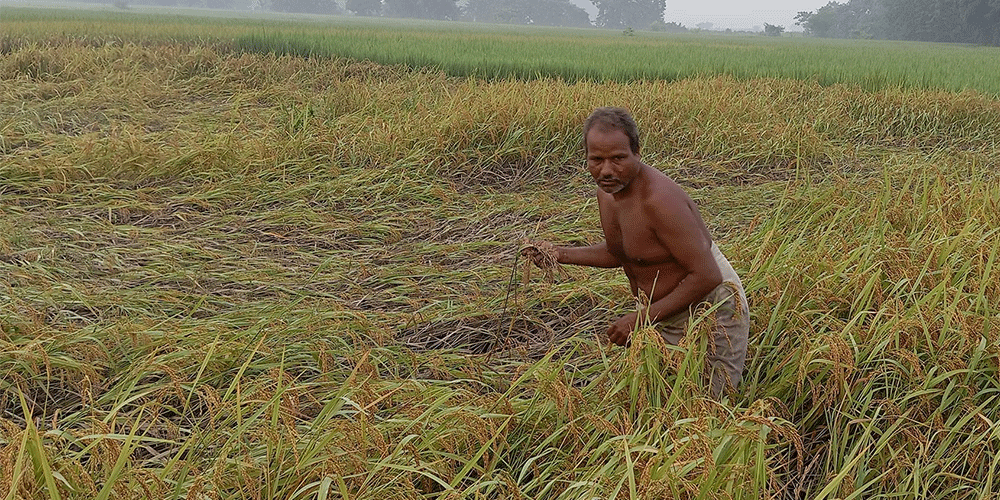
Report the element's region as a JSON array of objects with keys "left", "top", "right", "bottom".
[{"left": 525, "top": 107, "right": 749, "bottom": 397}]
